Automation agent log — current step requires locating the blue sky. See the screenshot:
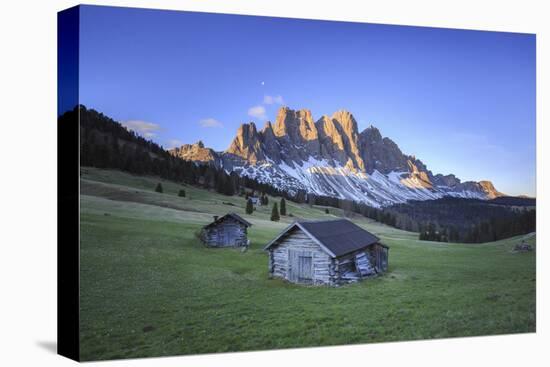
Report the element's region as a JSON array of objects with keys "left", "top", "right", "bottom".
[{"left": 78, "top": 5, "right": 536, "bottom": 196}]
